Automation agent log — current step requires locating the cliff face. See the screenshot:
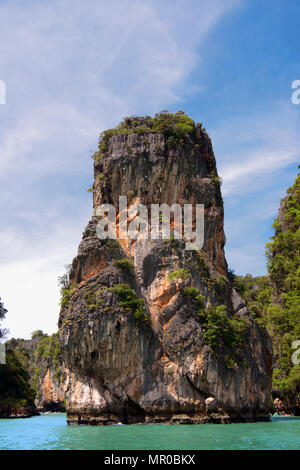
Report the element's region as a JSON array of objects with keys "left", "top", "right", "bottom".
[
  {"left": 59, "top": 113, "right": 273, "bottom": 424},
  {"left": 34, "top": 367, "right": 65, "bottom": 412},
  {"left": 7, "top": 333, "right": 66, "bottom": 412}
]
